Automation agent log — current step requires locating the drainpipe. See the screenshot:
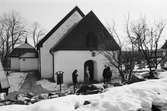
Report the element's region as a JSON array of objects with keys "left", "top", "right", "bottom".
[
  {"left": 37, "top": 48, "right": 41, "bottom": 78},
  {"left": 49, "top": 50, "right": 55, "bottom": 82}
]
